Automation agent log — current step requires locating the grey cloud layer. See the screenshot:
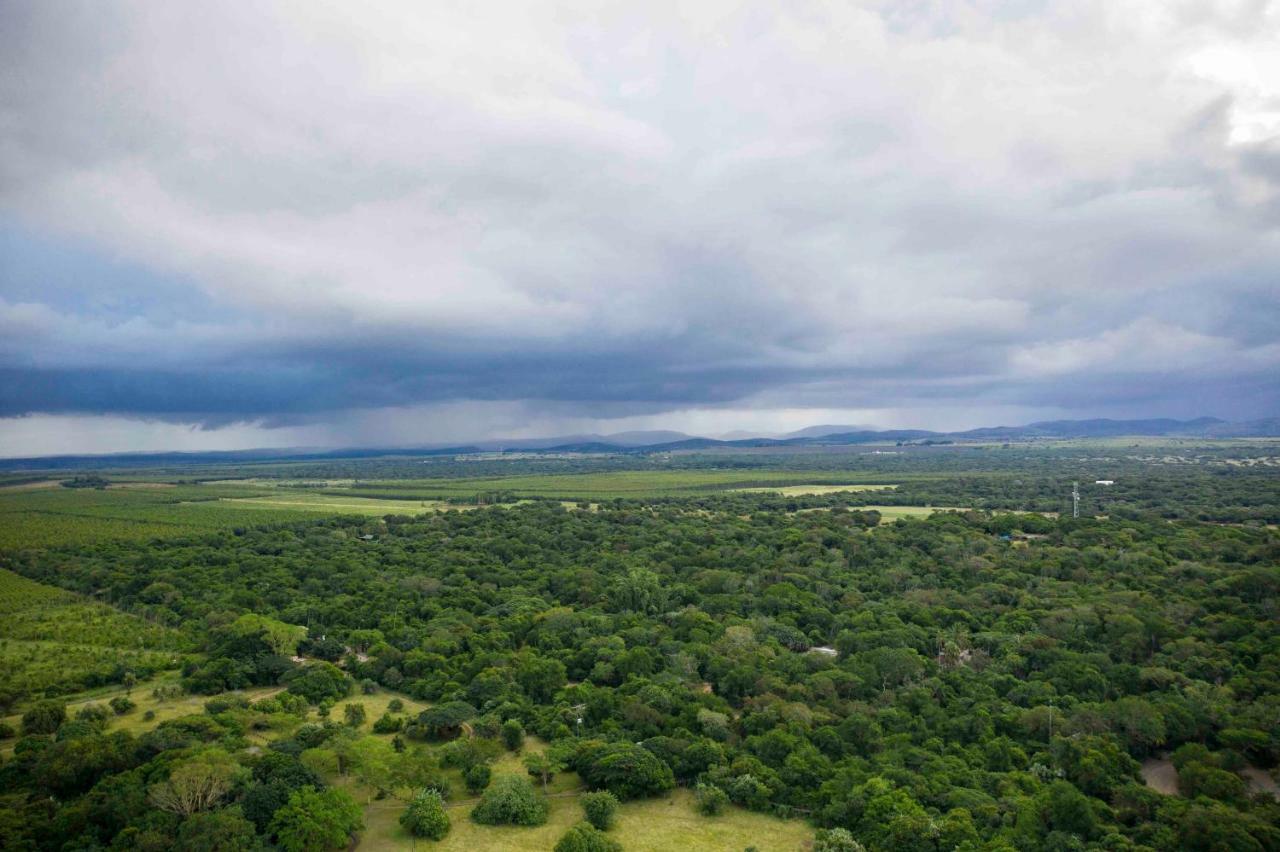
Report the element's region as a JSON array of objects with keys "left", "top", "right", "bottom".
[{"left": 1, "top": 0, "right": 1278, "bottom": 428}]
